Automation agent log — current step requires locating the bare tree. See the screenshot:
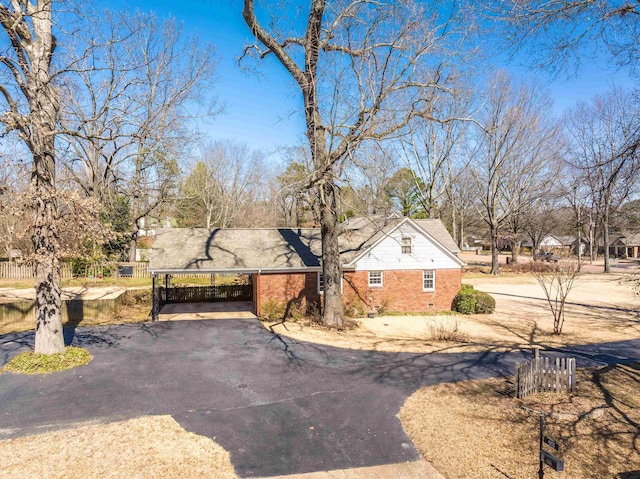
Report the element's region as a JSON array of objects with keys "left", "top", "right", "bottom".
[
  {"left": 397, "top": 88, "right": 473, "bottom": 219},
  {"left": 345, "top": 144, "right": 395, "bottom": 216},
  {"left": 441, "top": 168, "right": 480, "bottom": 248},
  {"left": 564, "top": 87, "right": 640, "bottom": 273},
  {"left": 531, "top": 259, "right": 580, "bottom": 334},
  {"left": 0, "top": 0, "right": 67, "bottom": 353},
  {"left": 242, "top": 0, "right": 472, "bottom": 327},
  {"left": 58, "top": 11, "right": 218, "bottom": 261},
  {"left": 469, "top": 72, "right": 561, "bottom": 274},
  {"left": 177, "top": 140, "right": 263, "bottom": 229},
  {"left": 489, "top": 0, "right": 640, "bottom": 76}
]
